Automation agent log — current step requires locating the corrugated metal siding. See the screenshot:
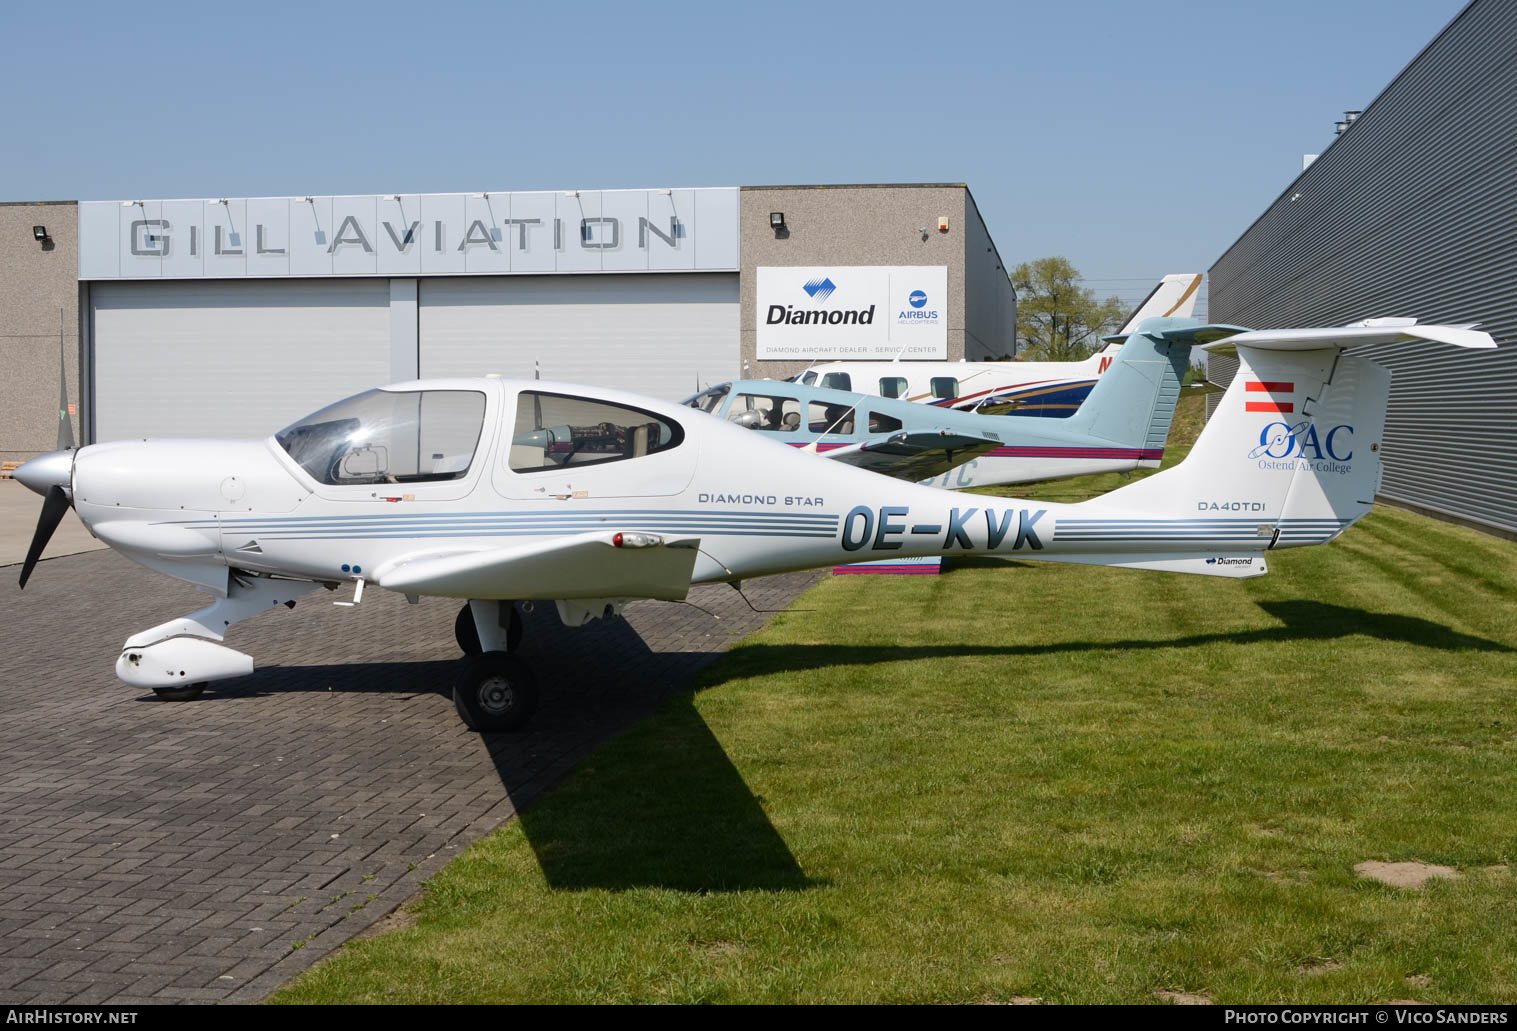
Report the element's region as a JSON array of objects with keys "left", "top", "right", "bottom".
[
  {"left": 1205, "top": 353, "right": 1239, "bottom": 389},
  {"left": 1207, "top": 0, "right": 1517, "bottom": 535},
  {"left": 1204, "top": 351, "right": 1238, "bottom": 422}
]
